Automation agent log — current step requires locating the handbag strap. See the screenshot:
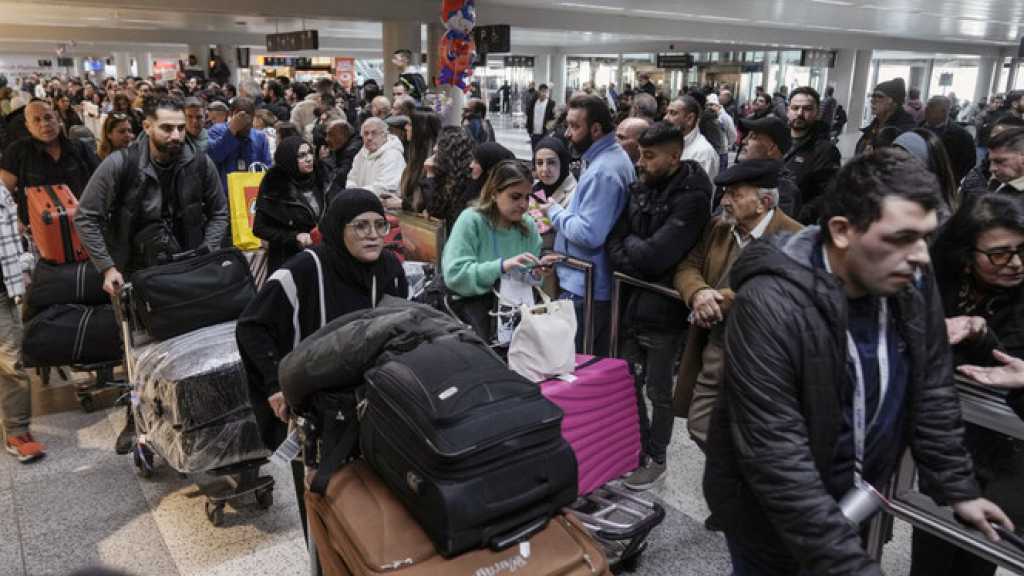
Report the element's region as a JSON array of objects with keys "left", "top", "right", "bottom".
[{"left": 304, "top": 249, "right": 327, "bottom": 329}]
